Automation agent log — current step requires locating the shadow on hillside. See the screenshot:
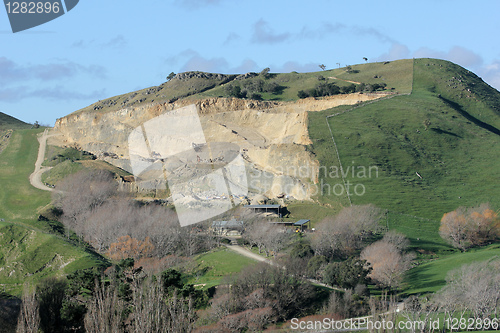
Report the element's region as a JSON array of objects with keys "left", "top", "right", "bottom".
[
  {"left": 430, "top": 127, "right": 462, "bottom": 138},
  {"left": 439, "top": 96, "right": 500, "bottom": 137},
  {"left": 404, "top": 263, "right": 446, "bottom": 295},
  {"left": 408, "top": 238, "right": 452, "bottom": 253}
]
